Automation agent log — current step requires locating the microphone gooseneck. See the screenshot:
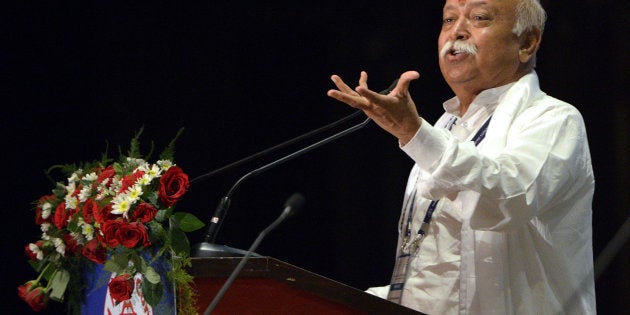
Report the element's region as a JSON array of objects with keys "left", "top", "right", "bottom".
[
  {"left": 189, "top": 78, "right": 398, "bottom": 185},
  {"left": 192, "top": 116, "right": 371, "bottom": 257},
  {"left": 192, "top": 79, "right": 399, "bottom": 258},
  {"left": 223, "top": 76, "right": 399, "bottom": 198},
  {"left": 189, "top": 110, "right": 363, "bottom": 185},
  {"left": 202, "top": 193, "right": 305, "bottom": 315}
]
